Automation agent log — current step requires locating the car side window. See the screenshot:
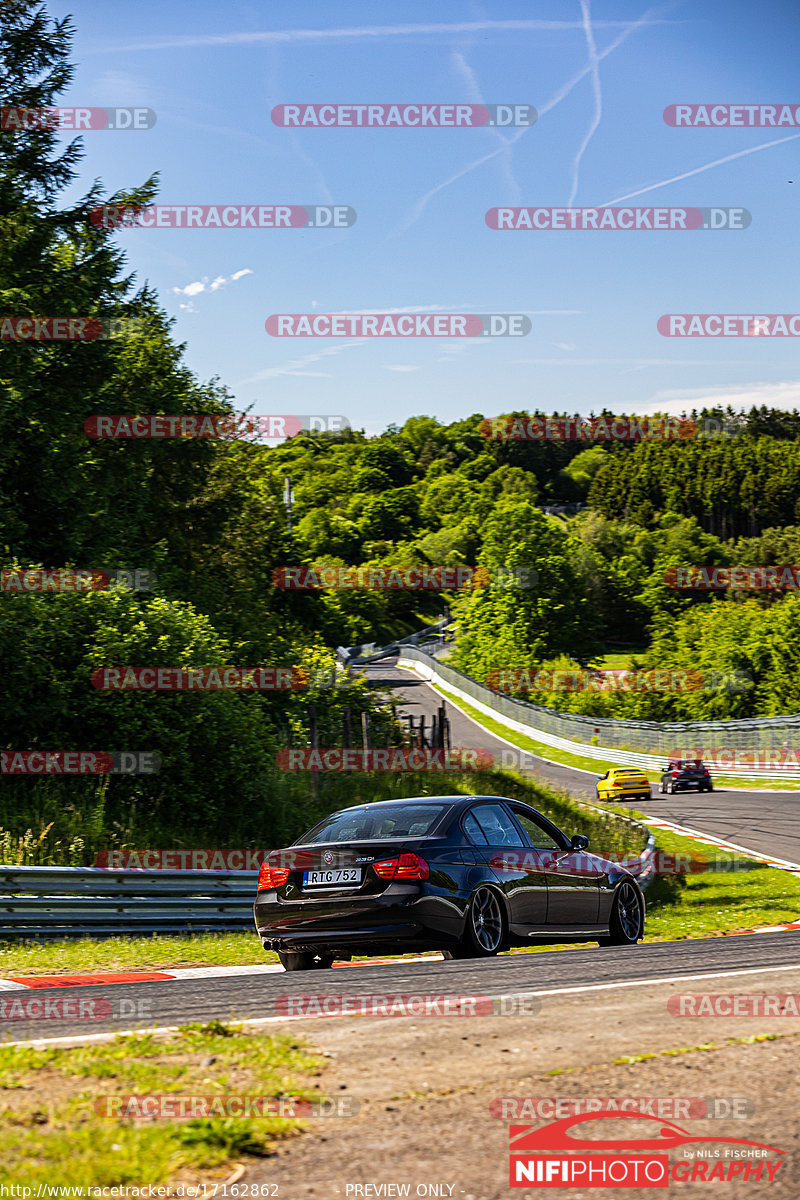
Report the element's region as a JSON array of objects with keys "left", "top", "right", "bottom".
[
  {"left": 471, "top": 804, "right": 525, "bottom": 847},
  {"left": 511, "top": 810, "right": 562, "bottom": 850},
  {"left": 462, "top": 811, "right": 489, "bottom": 845}
]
